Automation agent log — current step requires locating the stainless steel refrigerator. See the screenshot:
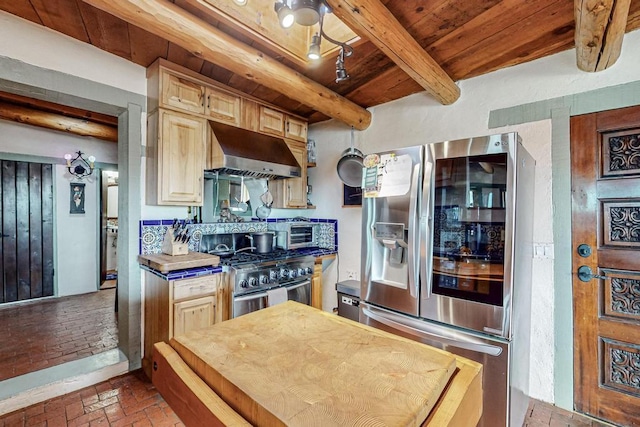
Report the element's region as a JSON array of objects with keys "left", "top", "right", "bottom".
[{"left": 359, "top": 132, "right": 535, "bottom": 427}]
